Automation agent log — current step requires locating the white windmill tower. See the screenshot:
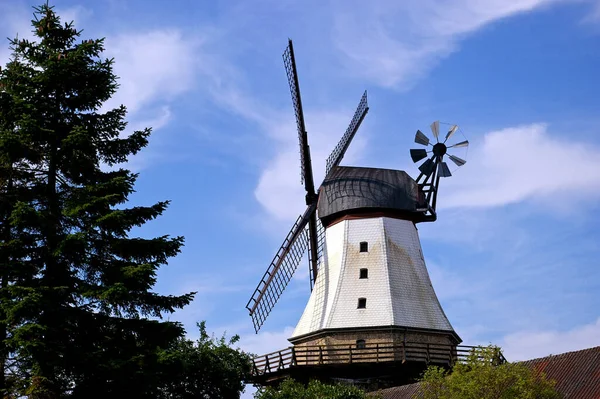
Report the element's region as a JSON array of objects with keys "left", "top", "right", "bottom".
[{"left": 246, "top": 40, "right": 470, "bottom": 387}]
